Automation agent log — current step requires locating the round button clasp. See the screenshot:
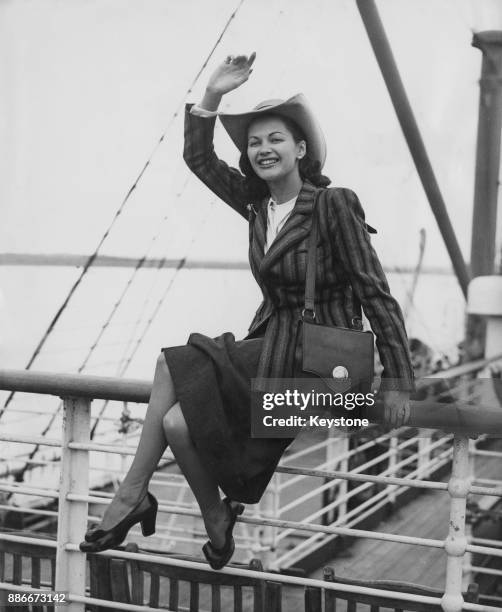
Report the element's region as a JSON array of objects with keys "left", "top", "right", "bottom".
[{"left": 332, "top": 366, "right": 349, "bottom": 380}]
